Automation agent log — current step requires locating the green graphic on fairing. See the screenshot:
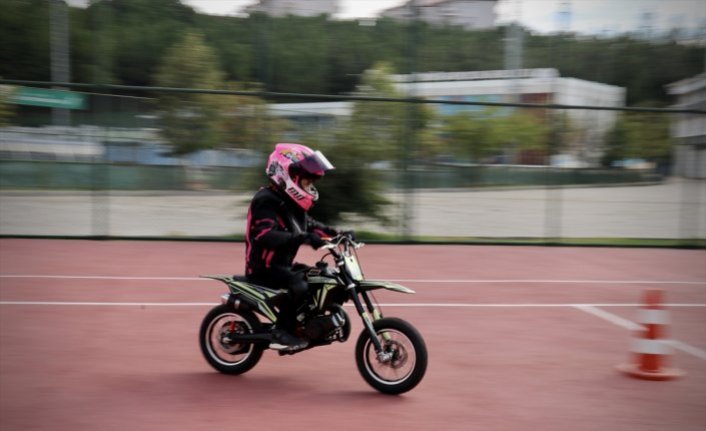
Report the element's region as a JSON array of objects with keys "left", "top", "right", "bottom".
[
  {"left": 201, "top": 275, "right": 283, "bottom": 322},
  {"left": 314, "top": 283, "right": 337, "bottom": 309}
]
